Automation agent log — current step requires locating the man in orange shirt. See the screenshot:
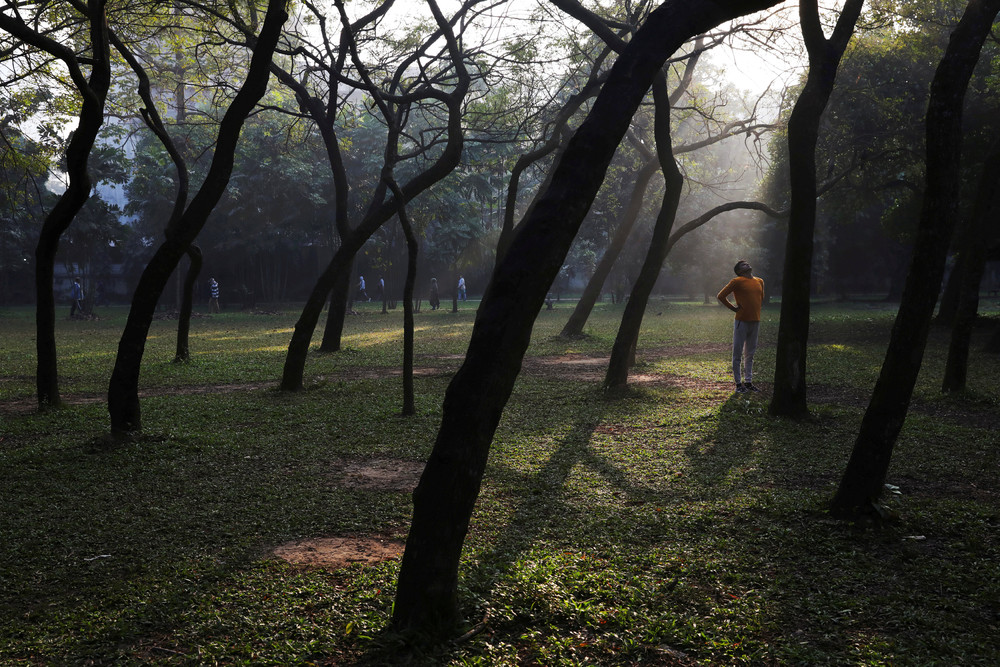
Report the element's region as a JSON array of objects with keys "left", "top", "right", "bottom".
[{"left": 717, "top": 259, "right": 764, "bottom": 394}]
